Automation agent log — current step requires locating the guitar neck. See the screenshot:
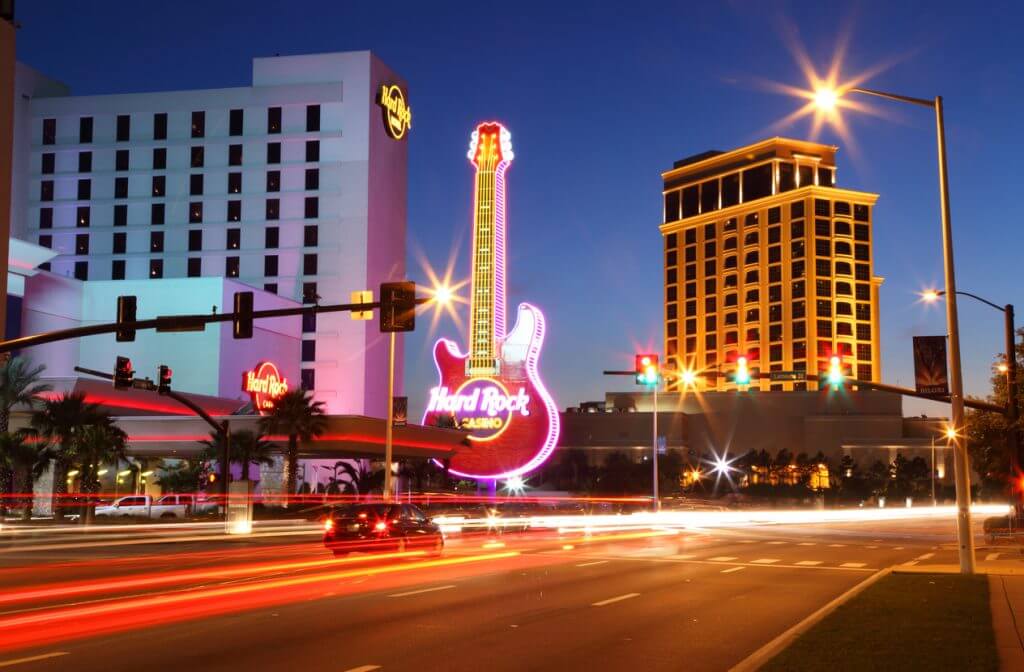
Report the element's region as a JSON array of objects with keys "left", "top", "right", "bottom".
[{"left": 469, "top": 162, "right": 498, "bottom": 371}]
